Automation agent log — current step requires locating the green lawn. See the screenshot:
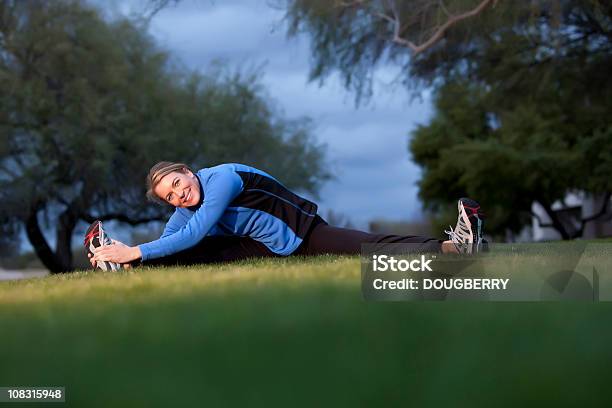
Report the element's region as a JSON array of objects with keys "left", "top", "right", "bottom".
[{"left": 1, "top": 252, "right": 611, "bottom": 407}]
